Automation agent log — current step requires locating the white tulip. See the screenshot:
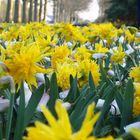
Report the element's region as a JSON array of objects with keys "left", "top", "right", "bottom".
[
  {"left": 96, "top": 99, "right": 105, "bottom": 108},
  {"left": 119, "top": 36, "right": 124, "bottom": 43},
  {"left": 36, "top": 73, "right": 45, "bottom": 84},
  {"left": 92, "top": 53, "right": 106, "bottom": 59},
  {"left": 37, "top": 93, "right": 49, "bottom": 111},
  {"left": 125, "top": 44, "right": 134, "bottom": 55},
  {"left": 110, "top": 100, "right": 120, "bottom": 115},
  {"left": 59, "top": 90, "right": 69, "bottom": 99}
]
